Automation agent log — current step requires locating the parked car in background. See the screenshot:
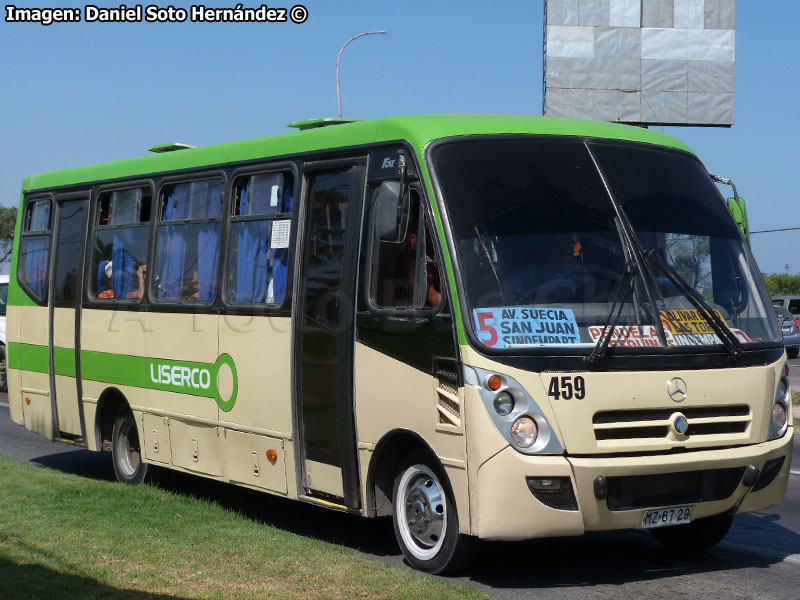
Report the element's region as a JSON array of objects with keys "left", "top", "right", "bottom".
[
  {"left": 772, "top": 295, "right": 800, "bottom": 318},
  {"left": 774, "top": 305, "right": 800, "bottom": 359},
  {"left": 0, "top": 274, "right": 7, "bottom": 392}
]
